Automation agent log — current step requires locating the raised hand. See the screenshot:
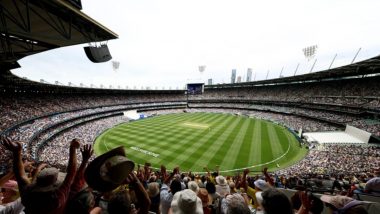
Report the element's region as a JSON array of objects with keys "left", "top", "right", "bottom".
[
  {"left": 137, "top": 166, "right": 144, "bottom": 182},
  {"left": 144, "top": 163, "right": 151, "bottom": 181},
  {"left": 243, "top": 168, "right": 250, "bottom": 175},
  {"left": 1, "top": 136, "right": 22, "bottom": 154},
  {"left": 80, "top": 144, "right": 93, "bottom": 162},
  {"left": 23, "top": 159, "right": 35, "bottom": 172},
  {"left": 70, "top": 138, "right": 81, "bottom": 150},
  {"left": 299, "top": 191, "right": 312, "bottom": 213},
  {"left": 124, "top": 171, "right": 139, "bottom": 184},
  {"left": 173, "top": 166, "right": 179, "bottom": 175},
  {"left": 160, "top": 165, "right": 166, "bottom": 174},
  {"left": 262, "top": 167, "right": 268, "bottom": 174}
]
